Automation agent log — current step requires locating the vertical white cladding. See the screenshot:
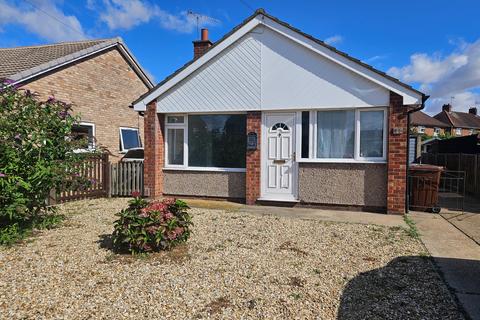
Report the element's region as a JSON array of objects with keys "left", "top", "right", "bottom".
[{"left": 156, "top": 25, "right": 390, "bottom": 113}]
